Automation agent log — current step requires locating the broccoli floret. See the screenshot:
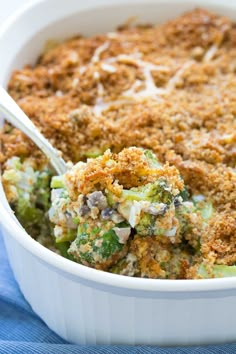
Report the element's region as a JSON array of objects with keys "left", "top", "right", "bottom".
[
  {"left": 55, "top": 228, "right": 77, "bottom": 243},
  {"left": 135, "top": 212, "right": 174, "bottom": 237},
  {"left": 68, "top": 222, "right": 128, "bottom": 268},
  {"left": 175, "top": 203, "right": 195, "bottom": 235},
  {"left": 51, "top": 175, "right": 65, "bottom": 189},
  {"left": 106, "top": 190, "right": 116, "bottom": 207},
  {"left": 199, "top": 202, "right": 213, "bottom": 221},
  {"left": 16, "top": 198, "right": 49, "bottom": 238},
  {"left": 122, "top": 189, "right": 147, "bottom": 201},
  {"left": 149, "top": 180, "right": 174, "bottom": 204},
  {"left": 117, "top": 179, "right": 176, "bottom": 235},
  {"left": 122, "top": 180, "right": 174, "bottom": 204},
  {"left": 191, "top": 195, "right": 214, "bottom": 221},
  {"left": 109, "top": 253, "right": 138, "bottom": 276},
  {"left": 56, "top": 241, "right": 75, "bottom": 260},
  {"left": 98, "top": 229, "right": 123, "bottom": 259},
  {"left": 2, "top": 157, "right": 52, "bottom": 240},
  {"left": 198, "top": 264, "right": 236, "bottom": 278},
  {"left": 35, "top": 169, "right": 52, "bottom": 209},
  {"left": 144, "top": 149, "right": 161, "bottom": 168},
  {"left": 177, "top": 185, "right": 189, "bottom": 202},
  {"left": 83, "top": 148, "right": 103, "bottom": 158},
  {"left": 136, "top": 213, "right": 157, "bottom": 236}
]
